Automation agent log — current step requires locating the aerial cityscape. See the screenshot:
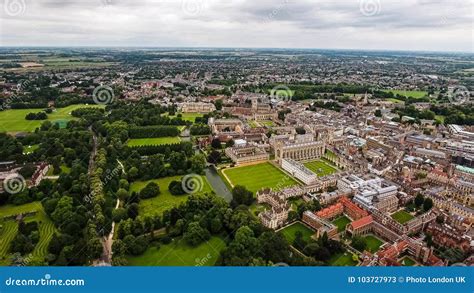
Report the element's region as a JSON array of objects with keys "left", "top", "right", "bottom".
[{"left": 0, "top": 0, "right": 473, "bottom": 269}]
